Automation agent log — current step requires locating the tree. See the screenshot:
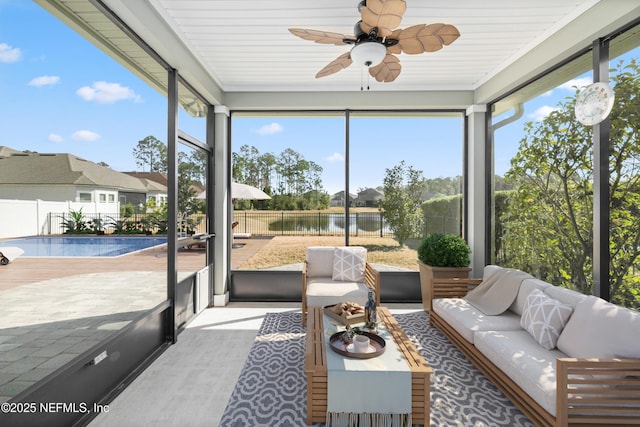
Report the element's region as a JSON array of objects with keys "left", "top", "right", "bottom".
[
  {"left": 132, "top": 135, "right": 167, "bottom": 173},
  {"left": 232, "top": 144, "right": 327, "bottom": 210},
  {"left": 500, "top": 59, "right": 640, "bottom": 308},
  {"left": 379, "top": 160, "right": 427, "bottom": 246},
  {"left": 177, "top": 152, "right": 204, "bottom": 215}
]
